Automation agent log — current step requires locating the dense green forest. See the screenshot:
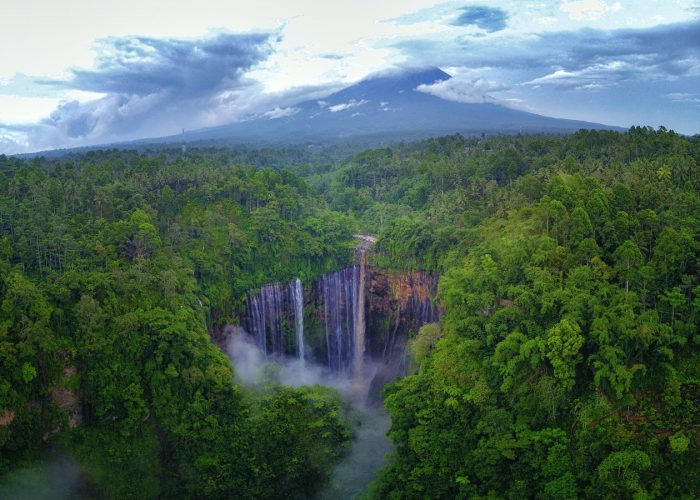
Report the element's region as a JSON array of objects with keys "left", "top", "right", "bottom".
[
  {"left": 0, "top": 150, "right": 355, "bottom": 497},
  {"left": 1, "top": 127, "right": 699, "bottom": 498},
  {"left": 322, "top": 128, "right": 699, "bottom": 499}
]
